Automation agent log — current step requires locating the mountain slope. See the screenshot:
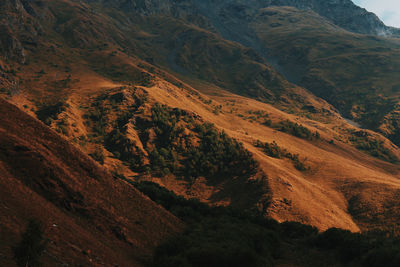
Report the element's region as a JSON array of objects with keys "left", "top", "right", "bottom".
[
  {"left": 81, "top": 0, "right": 400, "bottom": 146},
  {"left": 90, "top": 0, "right": 400, "bottom": 36},
  {"left": 0, "top": 98, "right": 182, "bottom": 266},
  {"left": 0, "top": 0, "right": 399, "bottom": 236},
  {"left": 251, "top": 6, "right": 400, "bottom": 145}
]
